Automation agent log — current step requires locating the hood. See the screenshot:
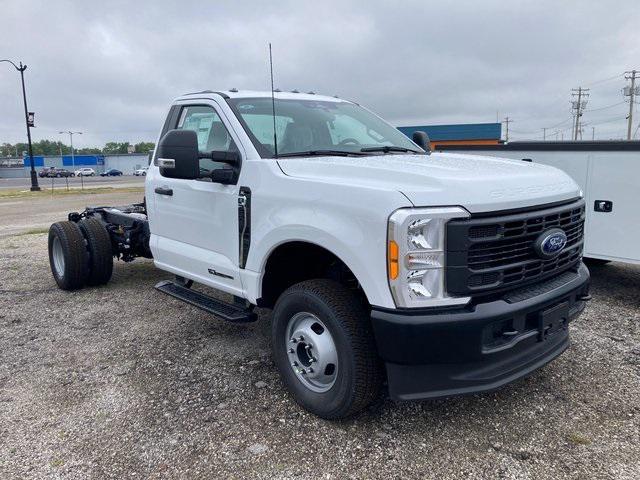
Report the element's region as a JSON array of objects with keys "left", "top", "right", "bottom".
[{"left": 277, "top": 152, "right": 580, "bottom": 213}]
